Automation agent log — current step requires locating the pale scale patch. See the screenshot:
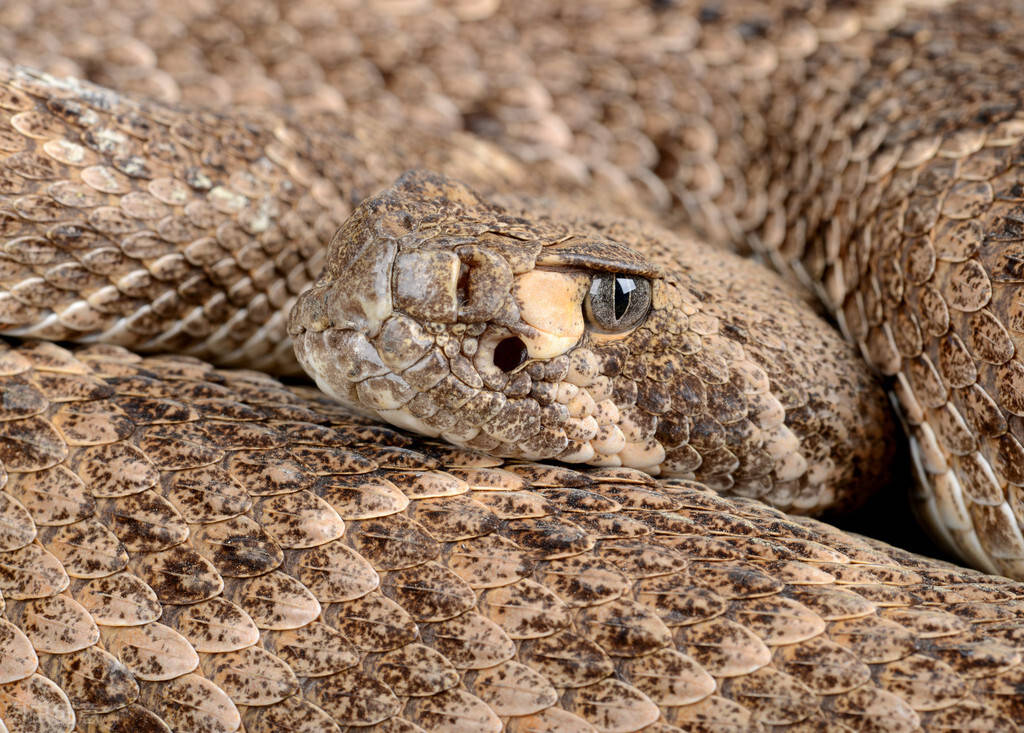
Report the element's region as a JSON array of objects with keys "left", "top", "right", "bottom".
[
  {"left": 4, "top": 311, "right": 62, "bottom": 338},
  {"left": 513, "top": 270, "right": 588, "bottom": 359},
  {"left": 79, "top": 315, "right": 133, "bottom": 345},
  {"left": 914, "top": 422, "right": 949, "bottom": 474},
  {"left": 555, "top": 379, "right": 667, "bottom": 473},
  {"left": 378, "top": 408, "right": 443, "bottom": 438},
  {"left": 618, "top": 440, "right": 666, "bottom": 474},
  {"left": 908, "top": 436, "right": 988, "bottom": 569}
]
